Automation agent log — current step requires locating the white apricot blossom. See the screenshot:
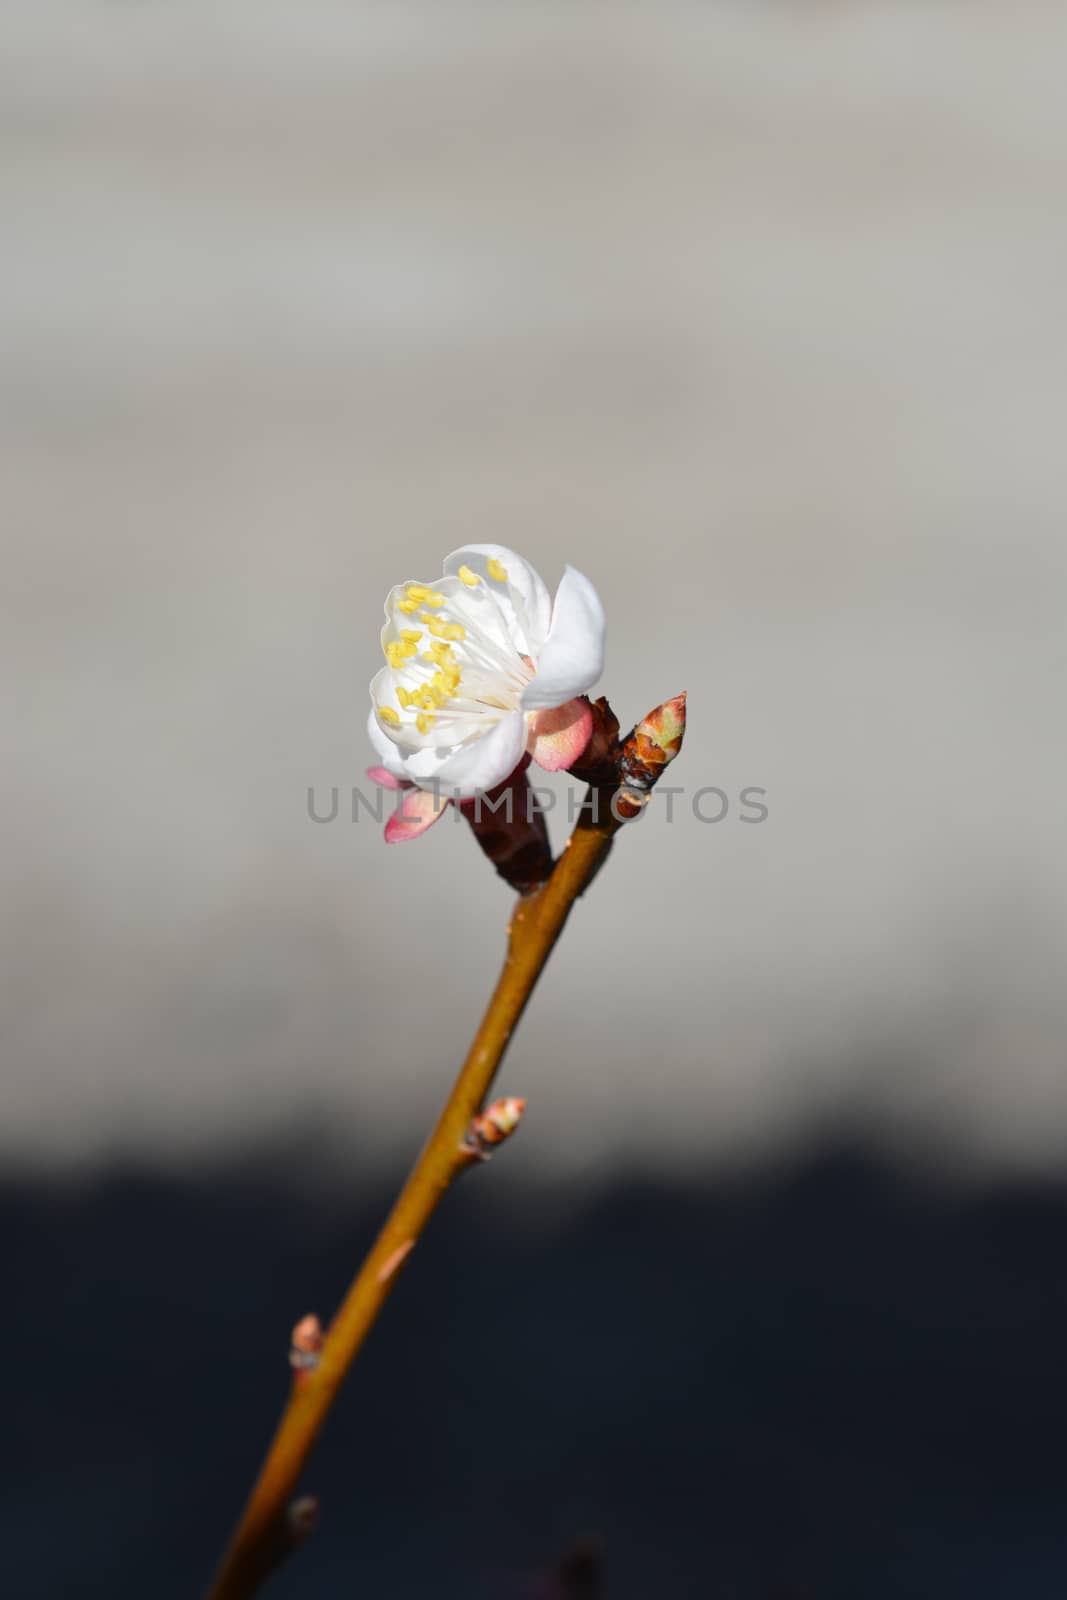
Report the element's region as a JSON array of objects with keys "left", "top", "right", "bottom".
[{"left": 367, "top": 545, "right": 604, "bottom": 836}]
